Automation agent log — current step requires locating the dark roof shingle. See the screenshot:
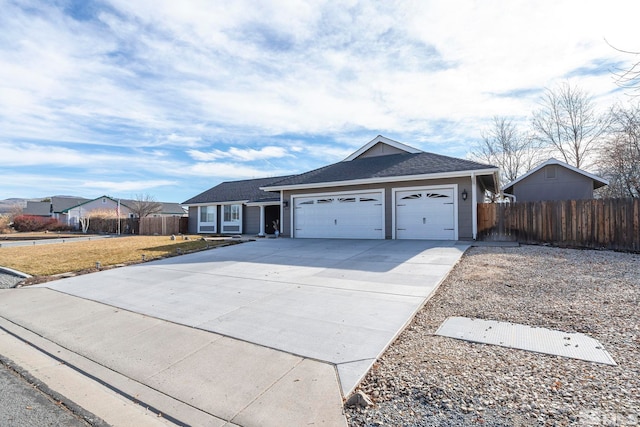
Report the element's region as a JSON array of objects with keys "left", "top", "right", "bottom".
[
  {"left": 266, "top": 152, "right": 496, "bottom": 187},
  {"left": 182, "top": 175, "right": 293, "bottom": 205}
]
